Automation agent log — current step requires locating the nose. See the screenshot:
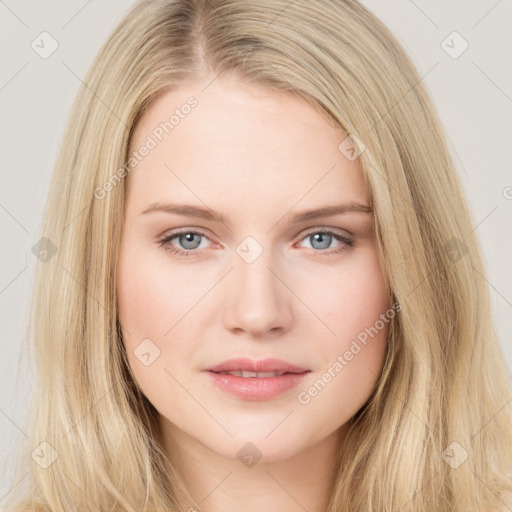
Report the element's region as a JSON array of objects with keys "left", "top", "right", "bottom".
[{"left": 222, "top": 248, "right": 293, "bottom": 338}]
